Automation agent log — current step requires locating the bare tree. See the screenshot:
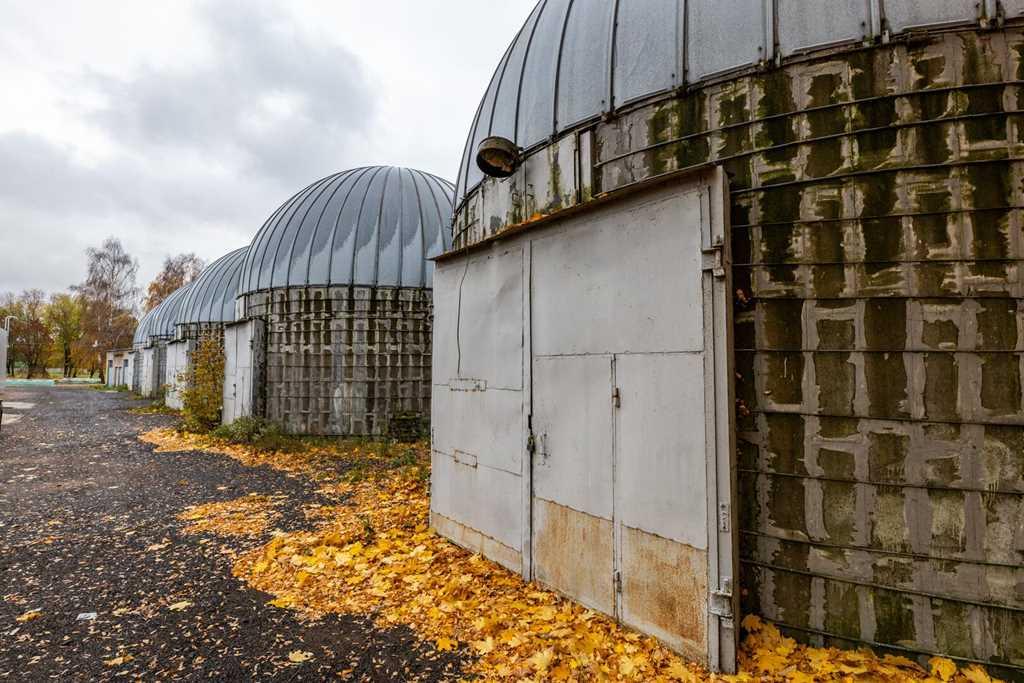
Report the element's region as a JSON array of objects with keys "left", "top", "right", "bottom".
[
  {"left": 73, "top": 237, "right": 139, "bottom": 381},
  {"left": 46, "top": 293, "right": 84, "bottom": 378},
  {"left": 144, "top": 253, "right": 204, "bottom": 312}
]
